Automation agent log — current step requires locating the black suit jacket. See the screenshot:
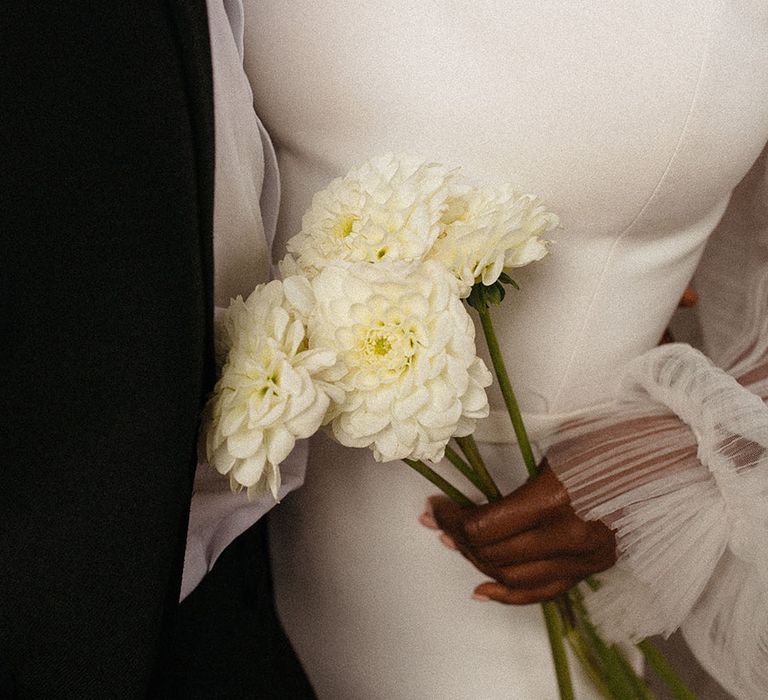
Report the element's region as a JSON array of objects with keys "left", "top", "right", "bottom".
[{"left": 1, "top": 1, "right": 215, "bottom": 695}]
